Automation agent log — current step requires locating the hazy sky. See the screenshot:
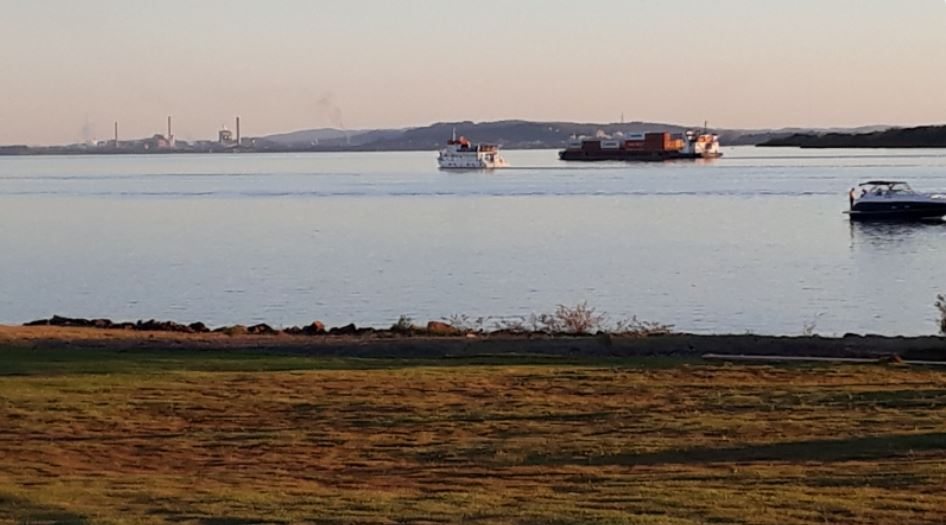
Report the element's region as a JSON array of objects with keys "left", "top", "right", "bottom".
[{"left": 2, "top": 0, "right": 946, "bottom": 144}]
